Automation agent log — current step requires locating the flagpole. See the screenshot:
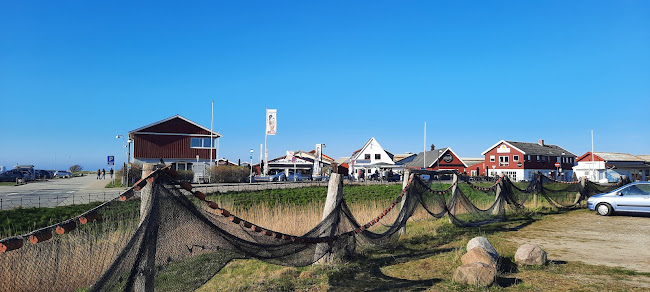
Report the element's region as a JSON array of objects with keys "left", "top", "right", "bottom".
[
  {"left": 591, "top": 129, "right": 594, "bottom": 181},
  {"left": 210, "top": 101, "right": 214, "bottom": 166},
  {"left": 264, "top": 108, "right": 268, "bottom": 176},
  {"left": 423, "top": 121, "right": 426, "bottom": 169}
]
